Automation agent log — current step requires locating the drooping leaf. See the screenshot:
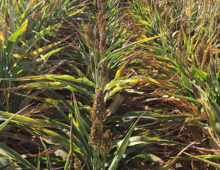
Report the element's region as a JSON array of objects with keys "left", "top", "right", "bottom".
[{"left": 0, "top": 110, "right": 49, "bottom": 127}]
